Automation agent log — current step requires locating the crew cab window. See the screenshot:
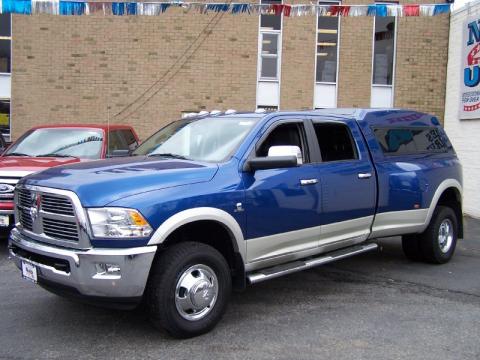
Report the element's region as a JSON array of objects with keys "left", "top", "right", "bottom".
[
  {"left": 257, "top": 123, "right": 308, "bottom": 163},
  {"left": 374, "top": 127, "right": 450, "bottom": 155},
  {"left": 313, "top": 122, "right": 358, "bottom": 162},
  {"left": 108, "top": 129, "right": 138, "bottom": 154}
]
